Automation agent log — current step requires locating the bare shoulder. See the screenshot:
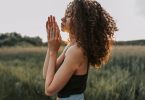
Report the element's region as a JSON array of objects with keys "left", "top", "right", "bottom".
[
  {"left": 65, "top": 44, "right": 84, "bottom": 59},
  {"left": 64, "top": 44, "right": 85, "bottom": 67}
]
